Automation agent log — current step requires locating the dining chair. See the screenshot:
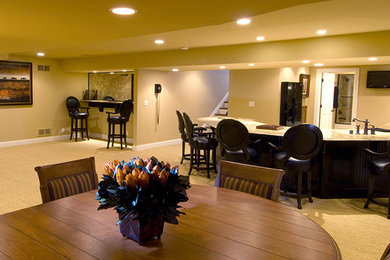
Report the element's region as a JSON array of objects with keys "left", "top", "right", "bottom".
[
  {"left": 363, "top": 141, "right": 390, "bottom": 219},
  {"left": 183, "top": 112, "right": 218, "bottom": 178},
  {"left": 216, "top": 118, "right": 261, "bottom": 164},
  {"left": 66, "top": 96, "right": 89, "bottom": 141},
  {"left": 215, "top": 160, "right": 285, "bottom": 202},
  {"left": 35, "top": 157, "right": 98, "bottom": 203},
  {"left": 268, "top": 124, "right": 323, "bottom": 209},
  {"left": 106, "top": 99, "right": 134, "bottom": 149}
]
